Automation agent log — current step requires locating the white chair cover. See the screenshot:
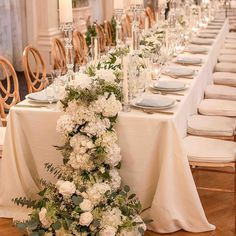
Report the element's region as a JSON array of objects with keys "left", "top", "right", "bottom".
[
  {"left": 187, "top": 115, "right": 236, "bottom": 137},
  {"left": 205, "top": 84, "right": 236, "bottom": 101},
  {"left": 213, "top": 72, "right": 236, "bottom": 87},
  {"left": 225, "top": 43, "right": 236, "bottom": 49},
  {"left": 198, "top": 99, "right": 236, "bottom": 117},
  {"left": 215, "top": 62, "right": 236, "bottom": 73},
  {"left": 183, "top": 136, "right": 236, "bottom": 163},
  {"left": 218, "top": 55, "right": 236, "bottom": 63}
]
